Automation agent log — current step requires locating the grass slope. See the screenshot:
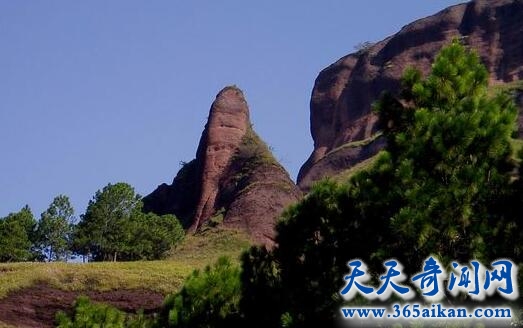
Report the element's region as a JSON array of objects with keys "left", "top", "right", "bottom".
[
  {"left": 0, "top": 261, "right": 192, "bottom": 299},
  {"left": 0, "top": 227, "right": 250, "bottom": 300},
  {"left": 168, "top": 226, "right": 251, "bottom": 265}
]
